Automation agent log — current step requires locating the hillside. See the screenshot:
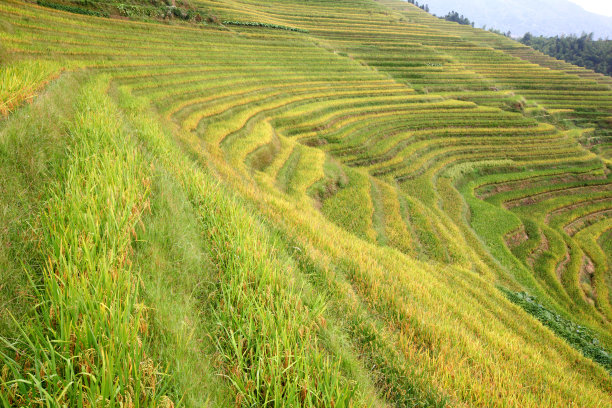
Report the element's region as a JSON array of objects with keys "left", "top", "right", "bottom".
[
  {"left": 0, "top": 0, "right": 611, "bottom": 406},
  {"left": 520, "top": 33, "right": 612, "bottom": 77},
  {"left": 422, "top": 0, "right": 612, "bottom": 38}
]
